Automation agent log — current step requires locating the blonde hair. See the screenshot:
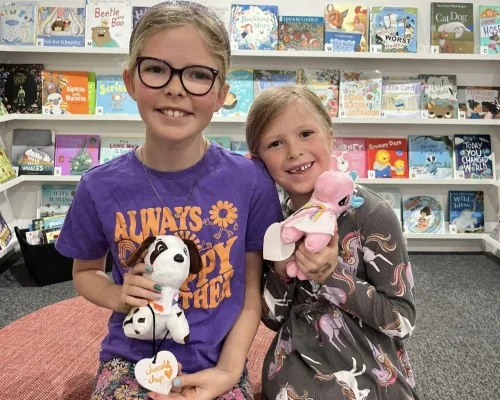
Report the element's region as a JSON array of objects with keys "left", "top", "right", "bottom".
[
  {"left": 127, "top": 1, "right": 231, "bottom": 84},
  {"left": 246, "top": 85, "right": 333, "bottom": 156}
]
